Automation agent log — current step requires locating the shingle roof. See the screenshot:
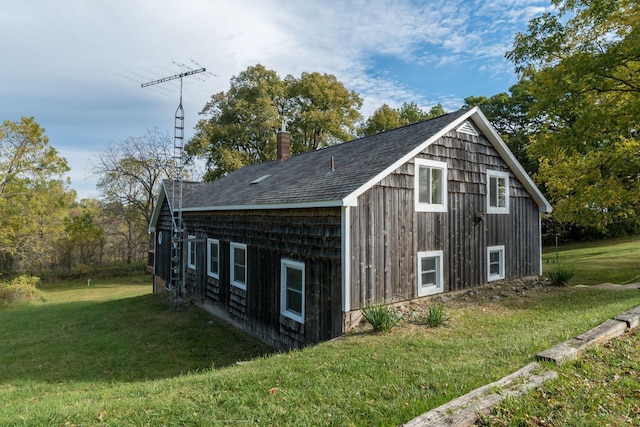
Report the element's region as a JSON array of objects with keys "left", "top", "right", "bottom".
[
  {"left": 150, "top": 106, "right": 551, "bottom": 227},
  {"left": 179, "top": 108, "right": 471, "bottom": 209}
]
